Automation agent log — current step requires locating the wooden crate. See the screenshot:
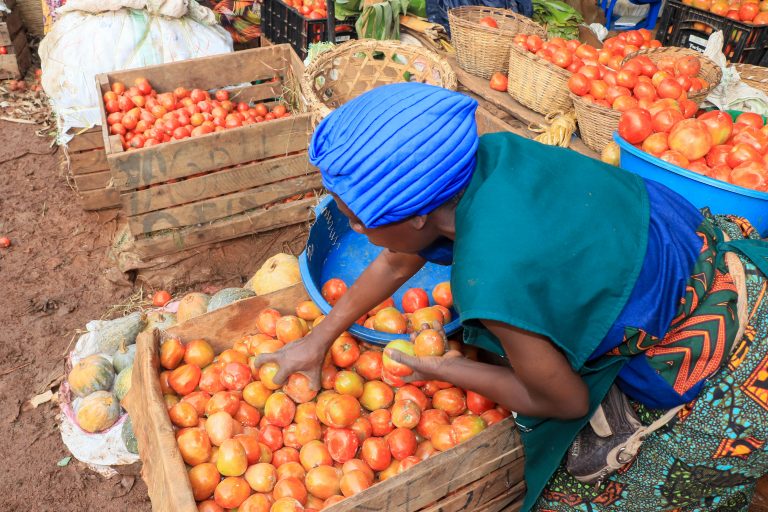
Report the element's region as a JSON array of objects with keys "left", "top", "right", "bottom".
[
  {"left": 124, "top": 283, "right": 525, "bottom": 512},
  {"left": 96, "top": 44, "right": 320, "bottom": 259},
  {"left": 63, "top": 127, "right": 120, "bottom": 211},
  {"left": 0, "top": 0, "right": 30, "bottom": 80}
]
